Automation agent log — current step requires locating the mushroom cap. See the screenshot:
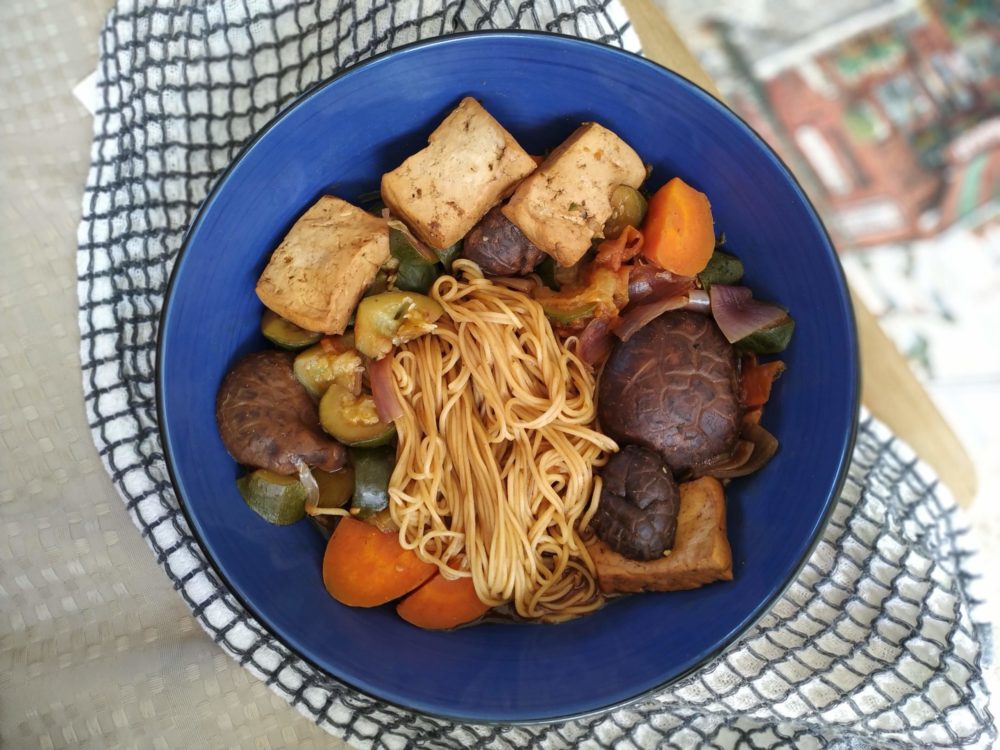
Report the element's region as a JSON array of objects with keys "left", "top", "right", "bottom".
[
  {"left": 591, "top": 445, "right": 679, "bottom": 560},
  {"left": 598, "top": 311, "right": 741, "bottom": 474},
  {"left": 461, "top": 205, "right": 544, "bottom": 276},
  {"left": 216, "top": 350, "right": 347, "bottom": 474}
]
